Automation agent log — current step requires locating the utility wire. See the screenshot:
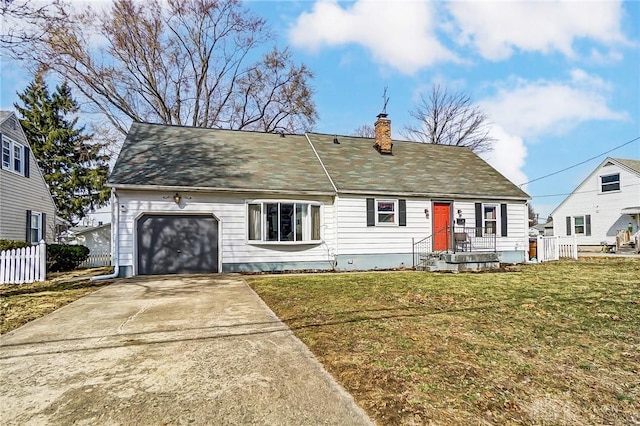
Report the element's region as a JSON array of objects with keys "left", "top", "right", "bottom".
[
  {"left": 531, "top": 182, "right": 640, "bottom": 198},
  {"left": 519, "top": 135, "right": 640, "bottom": 187}
]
